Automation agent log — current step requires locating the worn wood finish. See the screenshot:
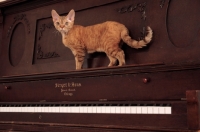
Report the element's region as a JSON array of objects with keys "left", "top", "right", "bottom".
[{"left": 0, "top": 0, "right": 200, "bottom": 131}]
